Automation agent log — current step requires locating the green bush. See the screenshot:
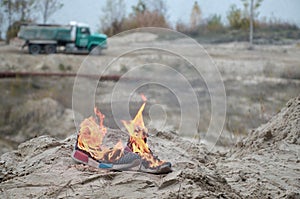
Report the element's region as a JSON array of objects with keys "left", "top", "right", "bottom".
[
  {"left": 227, "top": 5, "right": 242, "bottom": 29},
  {"left": 207, "top": 14, "right": 224, "bottom": 32}
]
